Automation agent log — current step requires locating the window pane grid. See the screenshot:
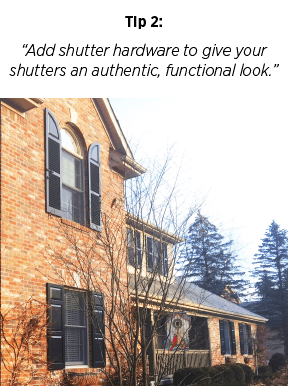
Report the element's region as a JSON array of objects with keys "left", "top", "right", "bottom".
[
  {"left": 64, "top": 291, "right": 88, "bottom": 366},
  {"left": 146, "top": 237, "right": 168, "bottom": 276}
]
